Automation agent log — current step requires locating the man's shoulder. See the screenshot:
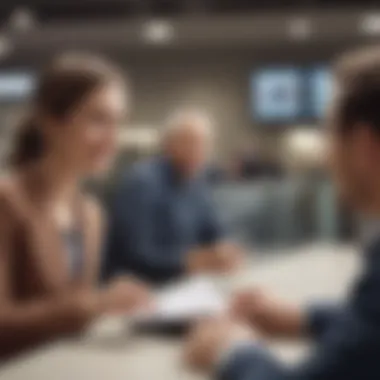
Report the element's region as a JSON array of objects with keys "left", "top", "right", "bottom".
[
  {"left": 352, "top": 239, "right": 380, "bottom": 317},
  {"left": 366, "top": 237, "right": 380, "bottom": 266},
  {"left": 194, "top": 172, "right": 214, "bottom": 195}
]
